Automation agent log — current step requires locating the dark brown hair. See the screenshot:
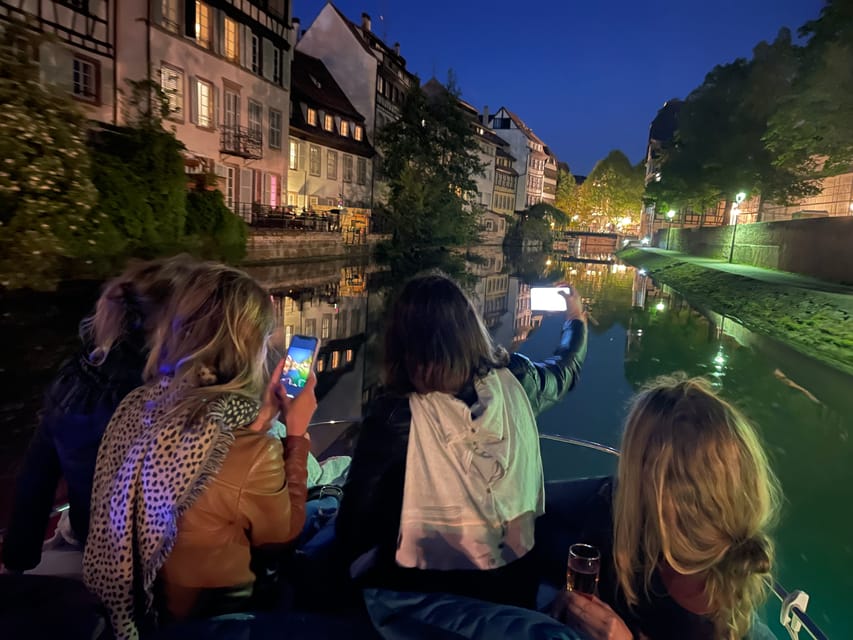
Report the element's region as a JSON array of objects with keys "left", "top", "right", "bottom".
[{"left": 383, "top": 272, "right": 509, "bottom": 394}]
